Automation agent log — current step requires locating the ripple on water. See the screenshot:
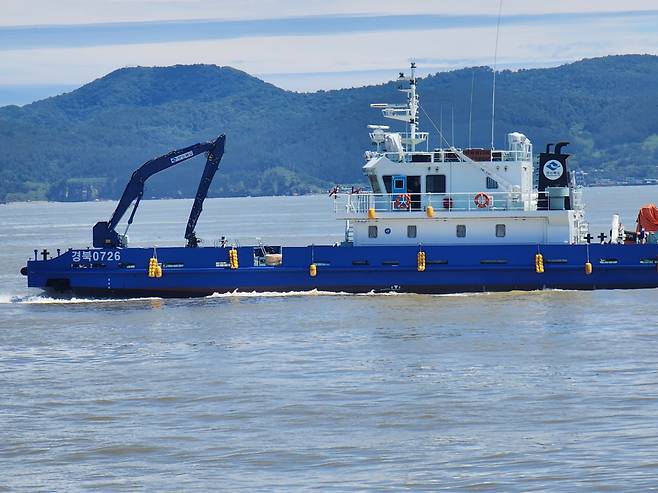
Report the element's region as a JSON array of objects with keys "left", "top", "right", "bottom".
[{"left": 4, "top": 194, "right": 658, "bottom": 490}]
